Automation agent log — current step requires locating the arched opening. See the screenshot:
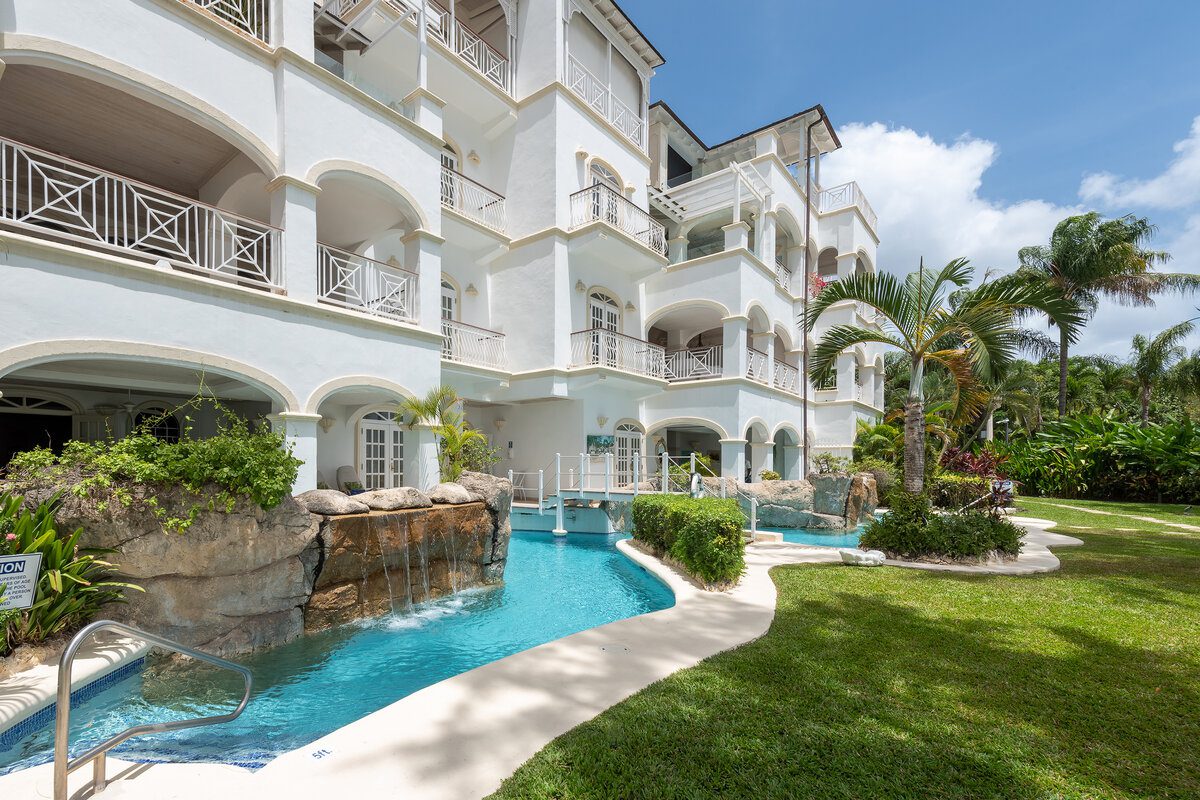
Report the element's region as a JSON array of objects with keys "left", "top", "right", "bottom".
[
  {"left": 311, "top": 384, "right": 416, "bottom": 492},
  {"left": 746, "top": 305, "right": 772, "bottom": 385},
  {"left": 772, "top": 426, "right": 801, "bottom": 480},
  {"left": 647, "top": 419, "right": 725, "bottom": 478},
  {"left": 744, "top": 420, "right": 771, "bottom": 483},
  {"left": 441, "top": 276, "right": 460, "bottom": 321},
  {"left": 0, "top": 63, "right": 278, "bottom": 288},
  {"left": 647, "top": 304, "right": 726, "bottom": 382},
  {"left": 817, "top": 247, "right": 839, "bottom": 282},
  {"left": 614, "top": 421, "right": 645, "bottom": 485},
  {"left": 772, "top": 324, "right": 800, "bottom": 394}
]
